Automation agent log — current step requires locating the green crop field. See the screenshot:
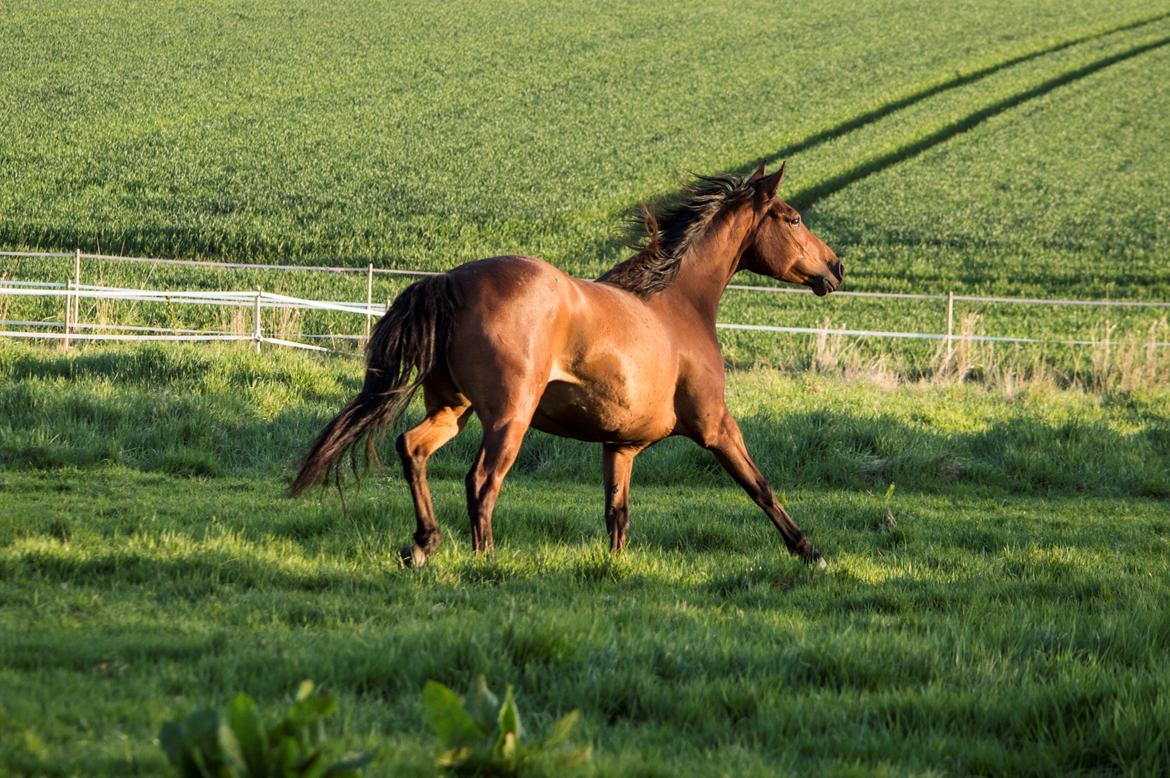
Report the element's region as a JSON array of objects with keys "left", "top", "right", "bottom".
[
  {"left": 3, "top": 0, "right": 1170, "bottom": 775},
  {"left": 5, "top": 0, "right": 1170, "bottom": 373}
]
